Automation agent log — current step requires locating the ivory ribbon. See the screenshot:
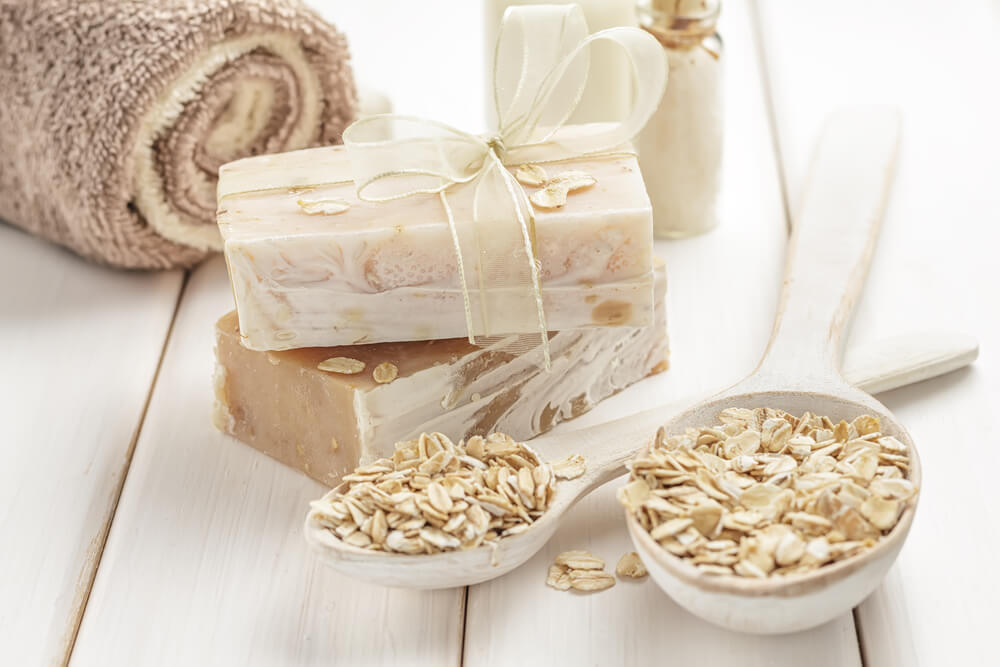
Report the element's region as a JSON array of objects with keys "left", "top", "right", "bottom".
[{"left": 342, "top": 4, "right": 667, "bottom": 368}]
